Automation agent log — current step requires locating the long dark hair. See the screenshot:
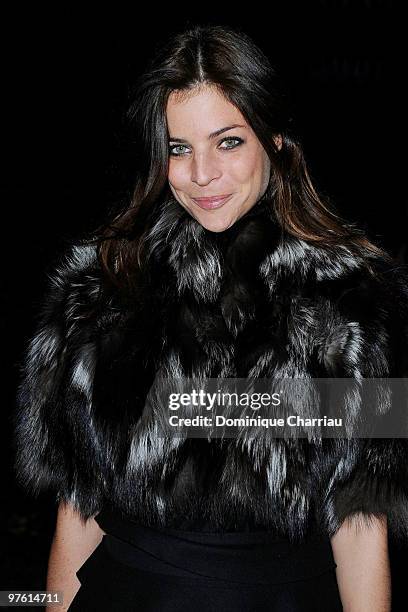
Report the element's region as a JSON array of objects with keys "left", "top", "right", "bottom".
[{"left": 88, "top": 23, "right": 390, "bottom": 294}]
